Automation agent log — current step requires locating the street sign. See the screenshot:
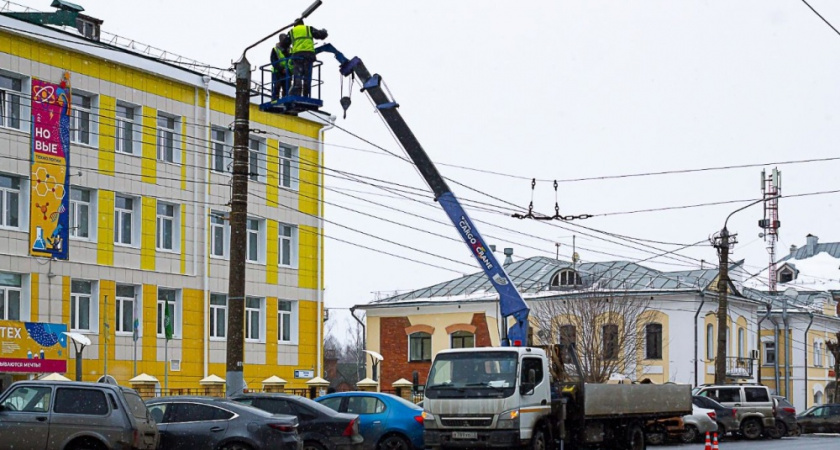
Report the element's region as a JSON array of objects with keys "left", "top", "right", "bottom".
[{"left": 294, "top": 369, "right": 314, "bottom": 379}]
